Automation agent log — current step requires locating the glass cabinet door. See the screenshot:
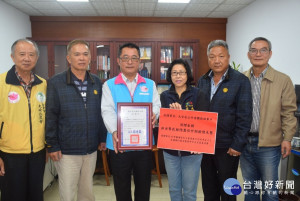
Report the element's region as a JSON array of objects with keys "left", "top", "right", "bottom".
[
  {"left": 34, "top": 42, "right": 68, "bottom": 79},
  {"left": 33, "top": 40, "right": 198, "bottom": 84},
  {"left": 96, "top": 44, "right": 111, "bottom": 80},
  {"left": 54, "top": 44, "right": 68, "bottom": 75},
  {"left": 34, "top": 44, "right": 49, "bottom": 80},
  {"left": 158, "top": 43, "right": 175, "bottom": 82},
  {"left": 139, "top": 44, "right": 153, "bottom": 79},
  {"left": 179, "top": 44, "right": 194, "bottom": 75}
]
